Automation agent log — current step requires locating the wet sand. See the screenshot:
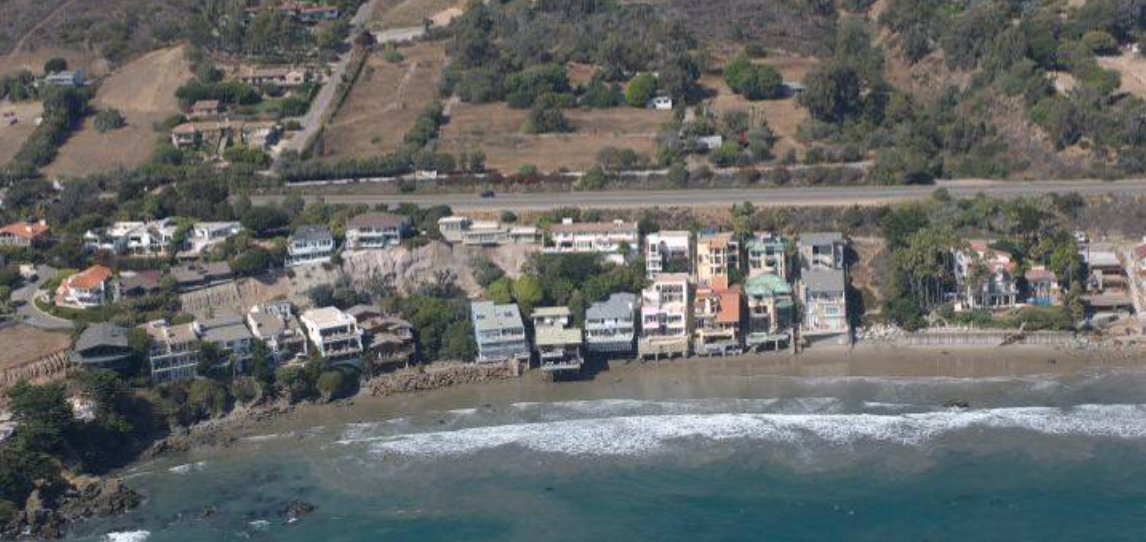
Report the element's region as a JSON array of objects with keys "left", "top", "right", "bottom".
[{"left": 251, "top": 344, "right": 1146, "bottom": 437}]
